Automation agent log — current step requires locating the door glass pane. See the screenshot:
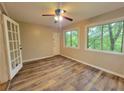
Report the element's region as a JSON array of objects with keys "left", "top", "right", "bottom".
[
  {"left": 18, "top": 49, "right": 20, "bottom": 57},
  {"left": 7, "top": 21, "right": 11, "bottom": 30},
  {"left": 10, "top": 52, "right": 14, "bottom": 61},
  {"left": 15, "top": 50, "right": 18, "bottom": 58},
  {"left": 14, "top": 25, "right": 16, "bottom": 32},
  {"left": 13, "top": 33, "right": 16, "bottom": 40},
  {"left": 8, "top": 32, "right": 12, "bottom": 40},
  {"left": 13, "top": 62, "right": 16, "bottom": 69},
  {"left": 16, "top": 42, "right": 18, "bottom": 50},
  {"left": 14, "top": 33, "right": 17, "bottom": 41},
  {"left": 12, "top": 23, "right": 14, "bottom": 31},
  {"left": 14, "top": 42, "right": 16, "bottom": 49},
  {"left": 11, "top": 61, "right": 15, "bottom": 69},
  {"left": 13, "top": 51, "right": 16, "bottom": 61},
  {"left": 13, "top": 42, "right": 15, "bottom": 50},
  {"left": 17, "top": 34, "right": 19, "bottom": 41},
  {"left": 9, "top": 42, "right": 13, "bottom": 51},
  {"left": 15, "top": 26, "right": 18, "bottom": 33}
]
